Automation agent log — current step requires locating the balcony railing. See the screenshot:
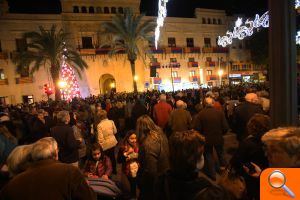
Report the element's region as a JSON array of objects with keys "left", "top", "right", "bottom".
[
  {"left": 205, "top": 61, "right": 216, "bottom": 67},
  {"left": 0, "top": 52, "right": 8, "bottom": 60},
  {"left": 189, "top": 76, "right": 199, "bottom": 82},
  {"left": 151, "top": 77, "right": 162, "bottom": 84},
  {"left": 213, "top": 47, "right": 229, "bottom": 53},
  {"left": 0, "top": 79, "right": 8, "bottom": 85},
  {"left": 150, "top": 62, "right": 161, "bottom": 67},
  {"left": 78, "top": 48, "right": 96, "bottom": 55},
  {"left": 184, "top": 47, "right": 201, "bottom": 53},
  {"left": 172, "top": 77, "right": 181, "bottom": 83},
  {"left": 202, "top": 47, "right": 213, "bottom": 53},
  {"left": 188, "top": 61, "right": 199, "bottom": 68},
  {"left": 16, "top": 77, "right": 34, "bottom": 84}
]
